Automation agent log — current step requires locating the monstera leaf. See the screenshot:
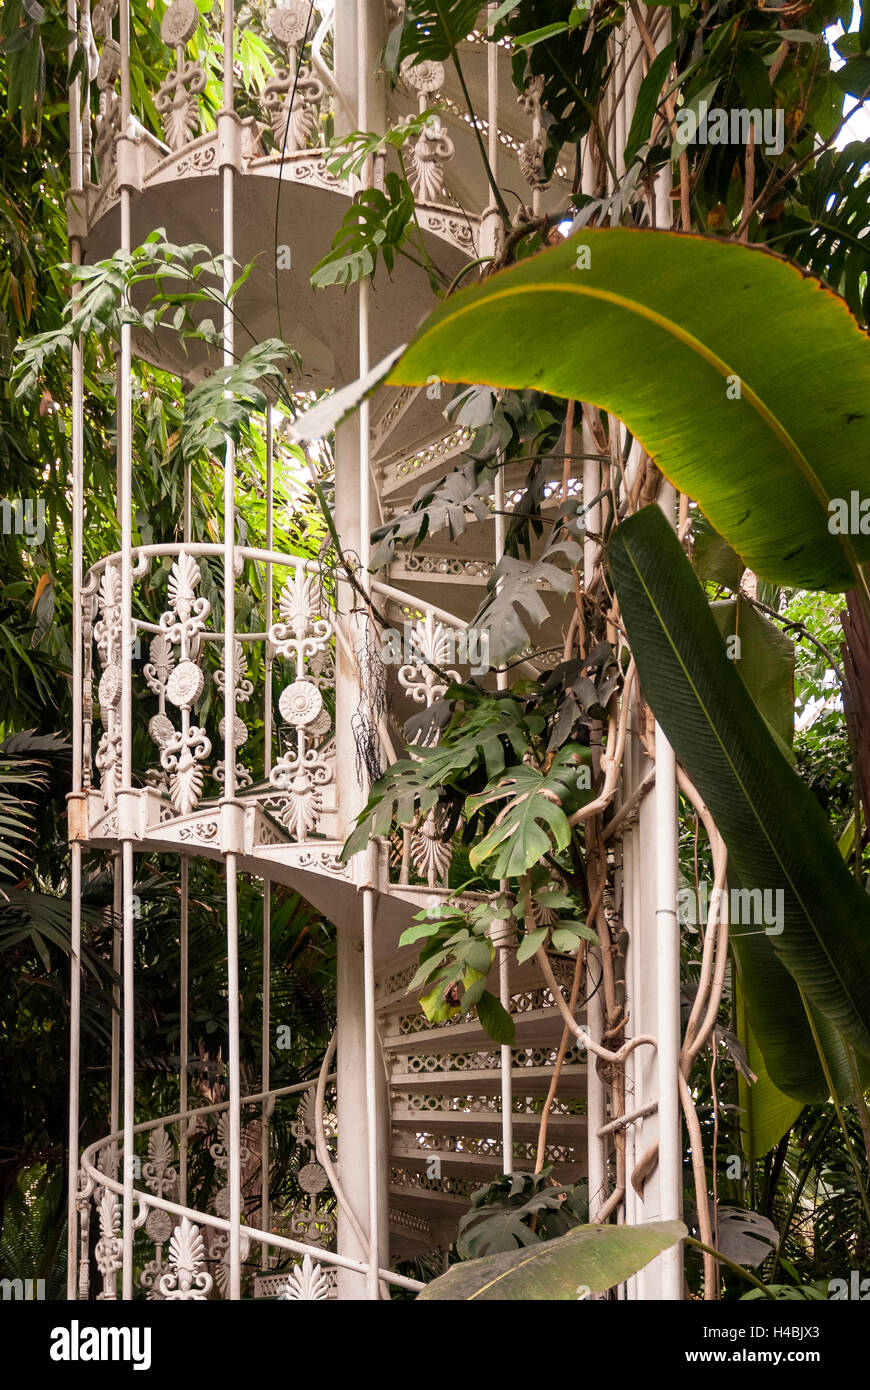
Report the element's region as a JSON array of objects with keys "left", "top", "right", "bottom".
[
  {"left": 716, "top": 1208, "right": 778, "bottom": 1269},
  {"left": 466, "top": 745, "right": 593, "bottom": 879},
  {"left": 341, "top": 759, "right": 439, "bottom": 860}
]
